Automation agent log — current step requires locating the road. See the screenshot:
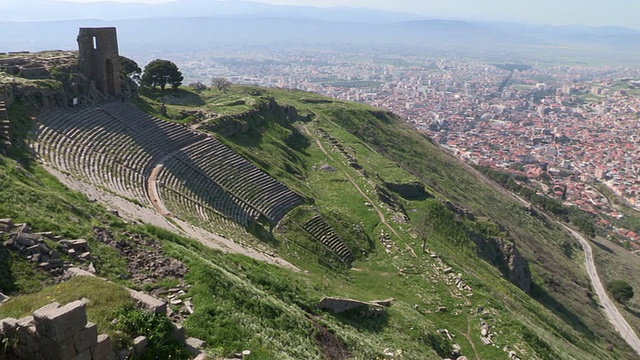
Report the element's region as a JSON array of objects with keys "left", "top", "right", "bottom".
[
  {"left": 561, "top": 224, "right": 640, "bottom": 355},
  {"left": 490, "top": 181, "right": 640, "bottom": 354}
]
